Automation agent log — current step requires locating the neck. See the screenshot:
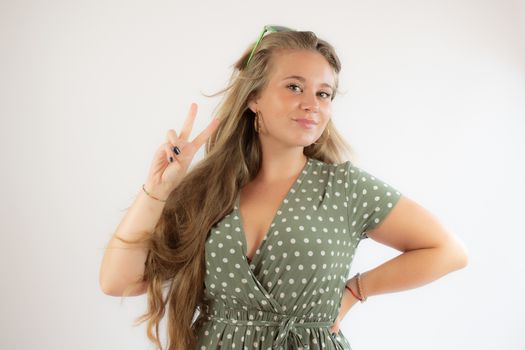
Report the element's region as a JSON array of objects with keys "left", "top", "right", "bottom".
[{"left": 256, "top": 152, "right": 308, "bottom": 184}]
